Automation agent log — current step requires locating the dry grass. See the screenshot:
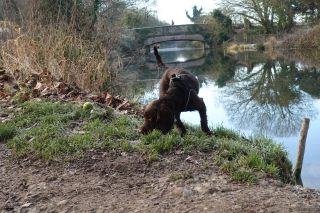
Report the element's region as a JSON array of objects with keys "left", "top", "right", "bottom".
[
  {"left": 265, "top": 36, "right": 277, "bottom": 50},
  {"left": 226, "top": 42, "right": 257, "bottom": 54},
  {"left": 0, "top": 0, "right": 126, "bottom": 92},
  {"left": 1, "top": 24, "right": 112, "bottom": 91}
]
